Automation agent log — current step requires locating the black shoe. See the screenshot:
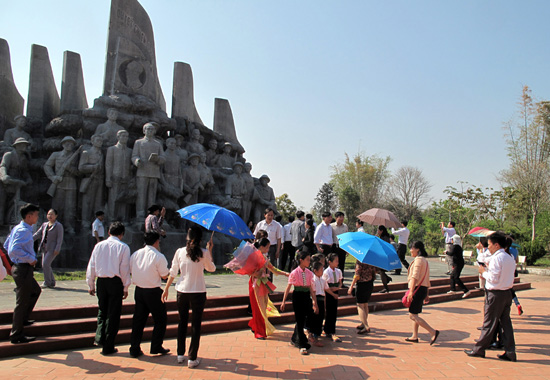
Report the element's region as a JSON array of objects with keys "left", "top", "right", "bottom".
[
  {"left": 445, "top": 271, "right": 451, "bottom": 275},
  {"left": 379, "top": 289, "right": 388, "bottom": 293},
  {"left": 488, "top": 342, "right": 504, "bottom": 350},
  {"left": 498, "top": 352, "right": 517, "bottom": 362},
  {"left": 130, "top": 349, "right": 144, "bottom": 358},
  {"left": 101, "top": 348, "right": 118, "bottom": 355},
  {"left": 387, "top": 276, "right": 393, "bottom": 283},
  {"left": 11, "top": 336, "right": 36, "bottom": 344},
  {"left": 464, "top": 349, "right": 485, "bottom": 358},
  {"left": 23, "top": 320, "right": 35, "bottom": 326},
  {"left": 150, "top": 347, "right": 170, "bottom": 355}
]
